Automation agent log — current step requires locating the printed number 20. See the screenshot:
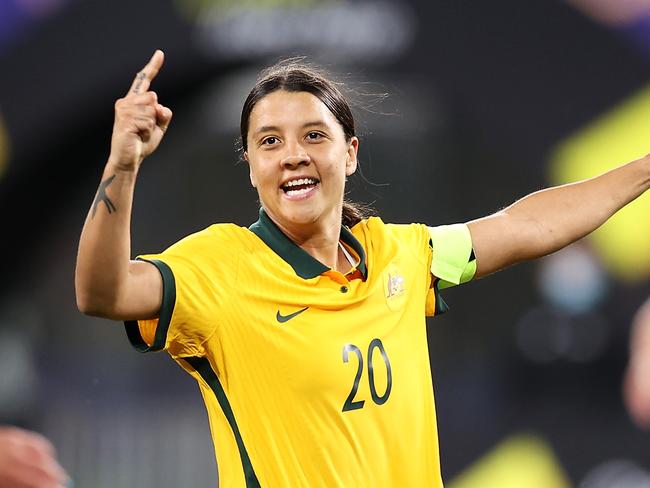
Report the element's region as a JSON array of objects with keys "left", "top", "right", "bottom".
[{"left": 342, "top": 338, "right": 392, "bottom": 412}]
